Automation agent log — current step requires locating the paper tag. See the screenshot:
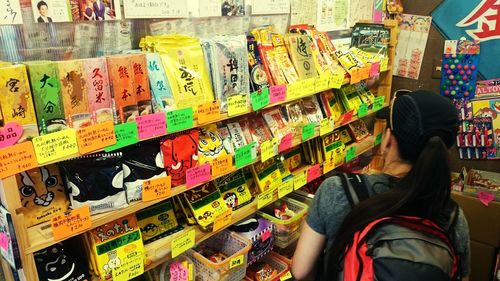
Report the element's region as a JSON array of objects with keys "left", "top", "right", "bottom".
[
  {"left": 229, "top": 255, "right": 245, "bottom": 269},
  {"left": 345, "top": 146, "right": 357, "bottom": 162},
  {"left": 320, "top": 118, "right": 334, "bottom": 136},
  {"left": 186, "top": 163, "right": 212, "bottom": 188},
  {"left": 357, "top": 104, "right": 368, "bottom": 118},
  {"left": 171, "top": 229, "right": 196, "bottom": 258},
  {"left": 375, "top": 133, "right": 383, "bottom": 146},
  {"left": 314, "top": 74, "right": 330, "bottom": 92},
  {"left": 197, "top": 101, "right": 221, "bottom": 124},
  {"left": 0, "top": 122, "right": 23, "bottom": 149},
  {"left": 380, "top": 58, "right": 389, "bottom": 72},
  {"left": 260, "top": 138, "right": 278, "bottom": 163},
  {"left": 302, "top": 123, "right": 316, "bottom": 141},
  {"left": 33, "top": 129, "right": 79, "bottom": 164},
  {"left": 278, "top": 133, "right": 293, "bottom": 152},
  {"left": 227, "top": 95, "right": 249, "bottom": 116},
  {"left": 105, "top": 122, "right": 139, "bottom": 152},
  {"left": 136, "top": 112, "right": 167, "bottom": 139},
  {"left": 373, "top": 96, "right": 385, "bottom": 112},
  {"left": 0, "top": 141, "right": 38, "bottom": 179},
  {"left": 478, "top": 191, "right": 495, "bottom": 207},
  {"left": 269, "top": 85, "right": 286, "bottom": 104},
  {"left": 350, "top": 69, "right": 363, "bottom": 84},
  {"left": 142, "top": 176, "right": 172, "bottom": 202},
  {"left": 213, "top": 208, "right": 232, "bottom": 232},
  {"left": 235, "top": 142, "right": 257, "bottom": 168},
  {"left": 329, "top": 71, "right": 344, "bottom": 89},
  {"left": 251, "top": 88, "right": 270, "bottom": 111},
  {"left": 0, "top": 233, "right": 9, "bottom": 251},
  {"left": 210, "top": 155, "right": 233, "bottom": 178},
  {"left": 51, "top": 205, "right": 92, "bottom": 241},
  {"left": 340, "top": 110, "right": 354, "bottom": 125},
  {"left": 170, "top": 262, "right": 189, "bottom": 281},
  {"left": 261, "top": 229, "right": 271, "bottom": 242},
  {"left": 280, "top": 271, "right": 293, "bottom": 281},
  {"left": 258, "top": 188, "right": 274, "bottom": 209},
  {"left": 303, "top": 78, "right": 316, "bottom": 94},
  {"left": 167, "top": 108, "right": 194, "bottom": 133},
  {"left": 323, "top": 157, "right": 336, "bottom": 174},
  {"left": 110, "top": 231, "right": 144, "bottom": 281},
  {"left": 278, "top": 180, "right": 294, "bottom": 198},
  {"left": 294, "top": 171, "right": 307, "bottom": 190},
  {"left": 360, "top": 66, "right": 370, "bottom": 80},
  {"left": 307, "top": 164, "right": 321, "bottom": 183},
  {"left": 286, "top": 82, "right": 301, "bottom": 100},
  {"left": 77, "top": 121, "right": 116, "bottom": 154},
  {"left": 370, "top": 61, "right": 380, "bottom": 77}
]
